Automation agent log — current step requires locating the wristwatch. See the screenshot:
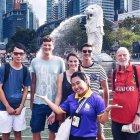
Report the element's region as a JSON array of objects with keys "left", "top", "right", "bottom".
[{"left": 136, "top": 113, "right": 140, "bottom": 117}]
